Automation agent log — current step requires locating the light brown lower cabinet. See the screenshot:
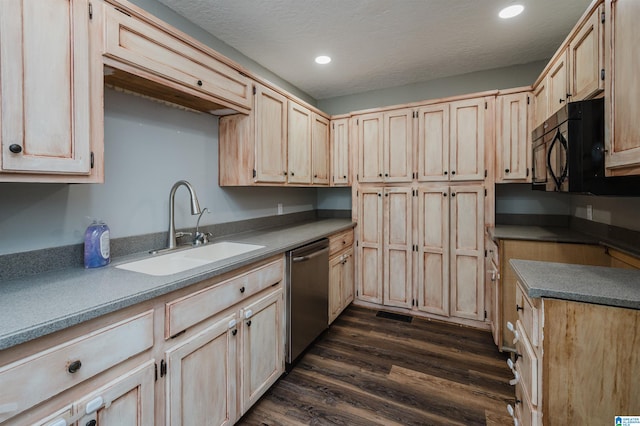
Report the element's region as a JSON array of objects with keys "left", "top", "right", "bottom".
[
  {"left": 506, "top": 280, "right": 640, "bottom": 425},
  {"left": 356, "top": 183, "right": 486, "bottom": 326},
  {"left": 1, "top": 256, "right": 285, "bottom": 426},
  {"left": 329, "top": 247, "right": 354, "bottom": 324}
]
